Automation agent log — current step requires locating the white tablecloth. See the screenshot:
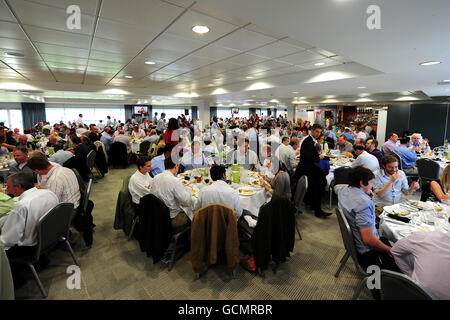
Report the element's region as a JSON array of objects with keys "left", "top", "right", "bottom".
[
  {"left": 178, "top": 168, "right": 271, "bottom": 219},
  {"left": 379, "top": 202, "right": 448, "bottom": 243}
]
